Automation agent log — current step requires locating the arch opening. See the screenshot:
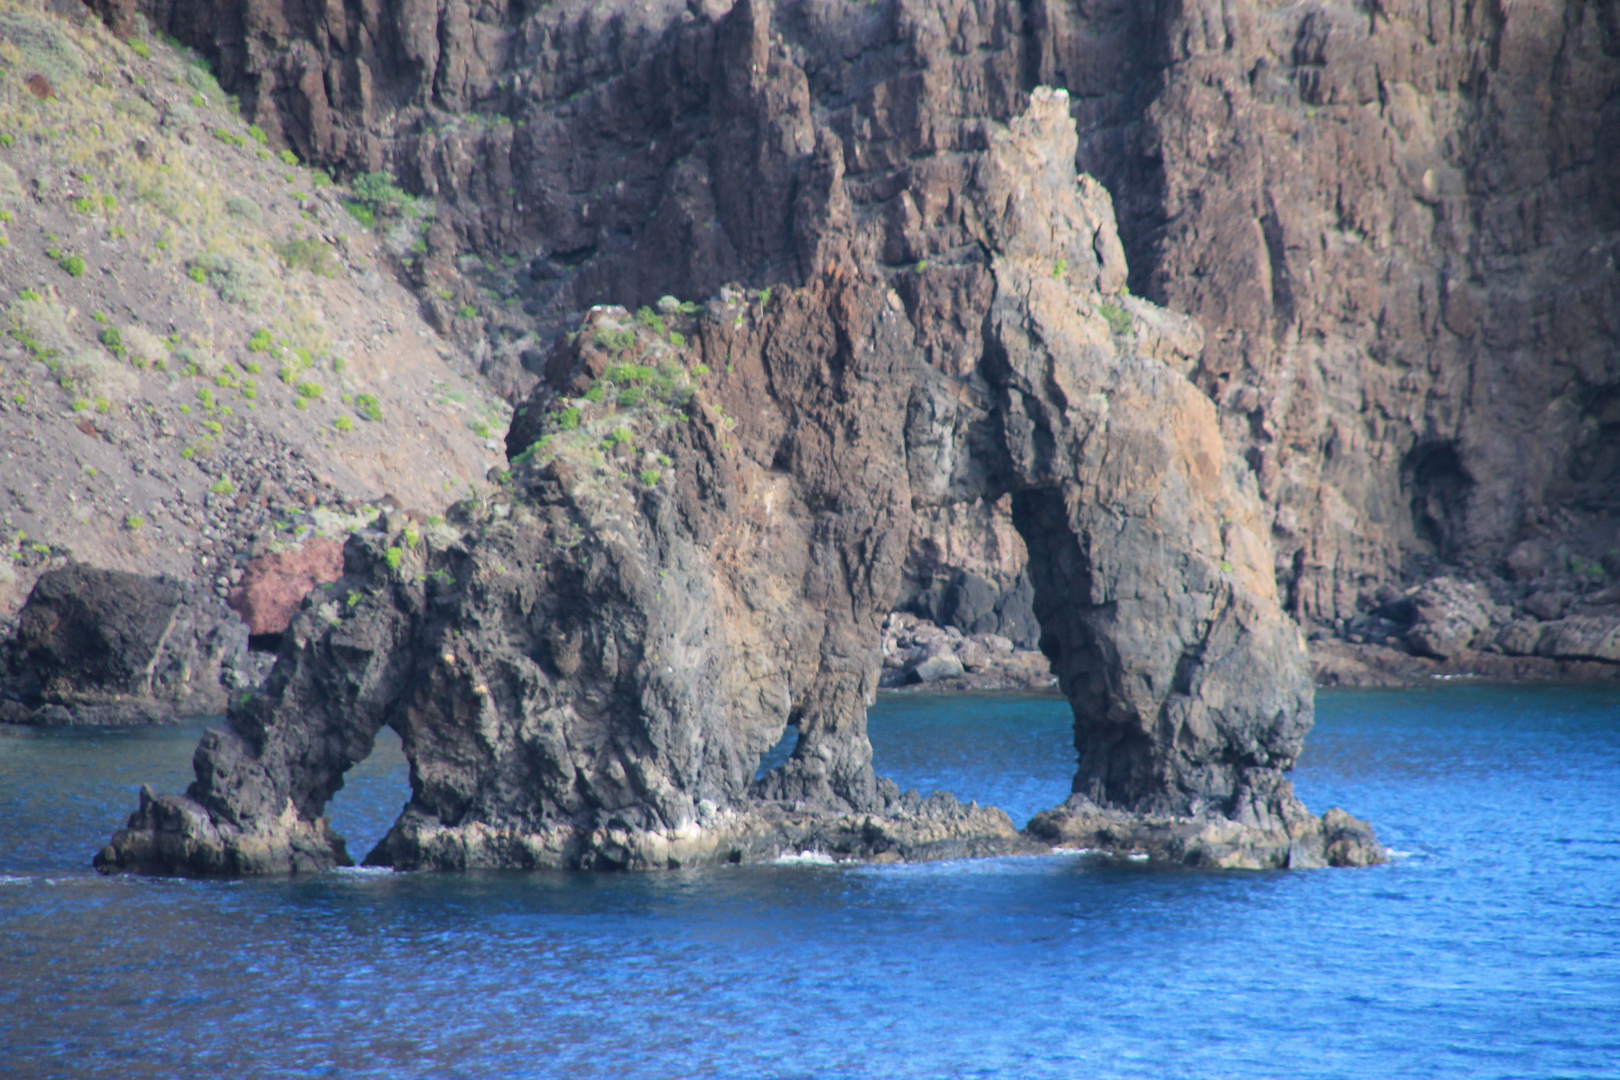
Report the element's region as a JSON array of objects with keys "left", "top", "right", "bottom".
[
  {"left": 753, "top": 720, "right": 799, "bottom": 782},
  {"left": 321, "top": 725, "right": 413, "bottom": 867}
]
